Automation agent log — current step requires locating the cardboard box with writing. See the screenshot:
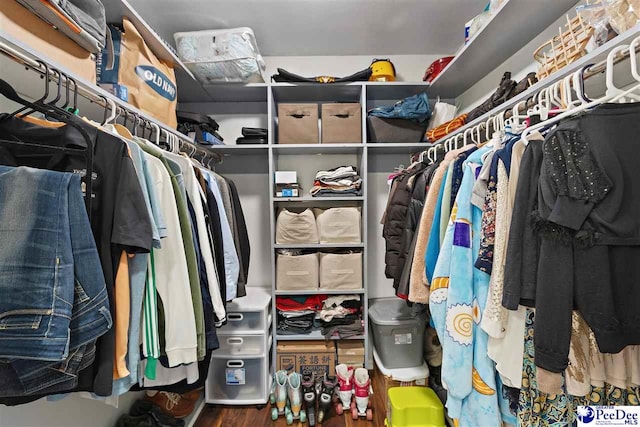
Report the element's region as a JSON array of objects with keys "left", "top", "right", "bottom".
[
  {"left": 277, "top": 341, "right": 336, "bottom": 377},
  {"left": 337, "top": 341, "right": 365, "bottom": 367}
]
